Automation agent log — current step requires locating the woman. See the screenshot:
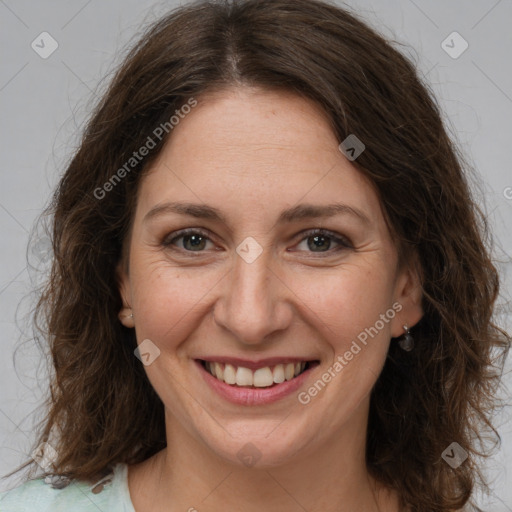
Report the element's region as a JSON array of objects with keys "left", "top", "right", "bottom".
[{"left": 1, "top": 0, "right": 509, "bottom": 510}]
